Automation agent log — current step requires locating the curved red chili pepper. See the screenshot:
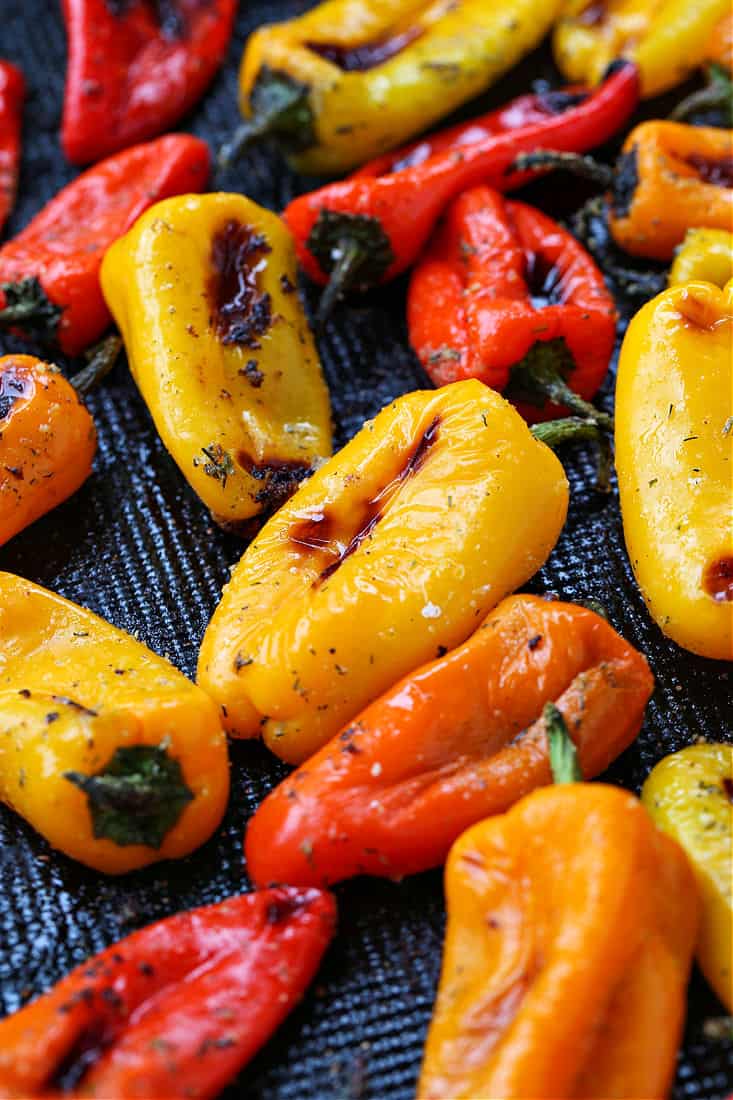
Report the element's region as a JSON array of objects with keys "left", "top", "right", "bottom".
[
  {"left": 407, "top": 187, "right": 617, "bottom": 422},
  {"left": 0, "top": 133, "right": 209, "bottom": 355},
  {"left": 0, "top": 887, "right": 336, "bottom": 1099},
  {"left": 0, "top": 61, "right": 24, "bottom": 233},
  {"left": 61, "top": 0, "right": 236, "bottom": 165}
]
